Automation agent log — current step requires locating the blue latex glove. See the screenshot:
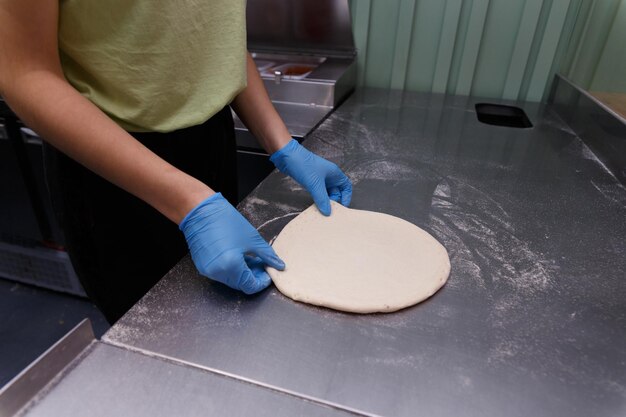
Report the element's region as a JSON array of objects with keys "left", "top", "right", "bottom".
[
  {"left": 179, "top": 193, "right": 285, "bottom": 294},
  {"left": 270, "top": 139, "right": 352, "bottom": 215}
]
